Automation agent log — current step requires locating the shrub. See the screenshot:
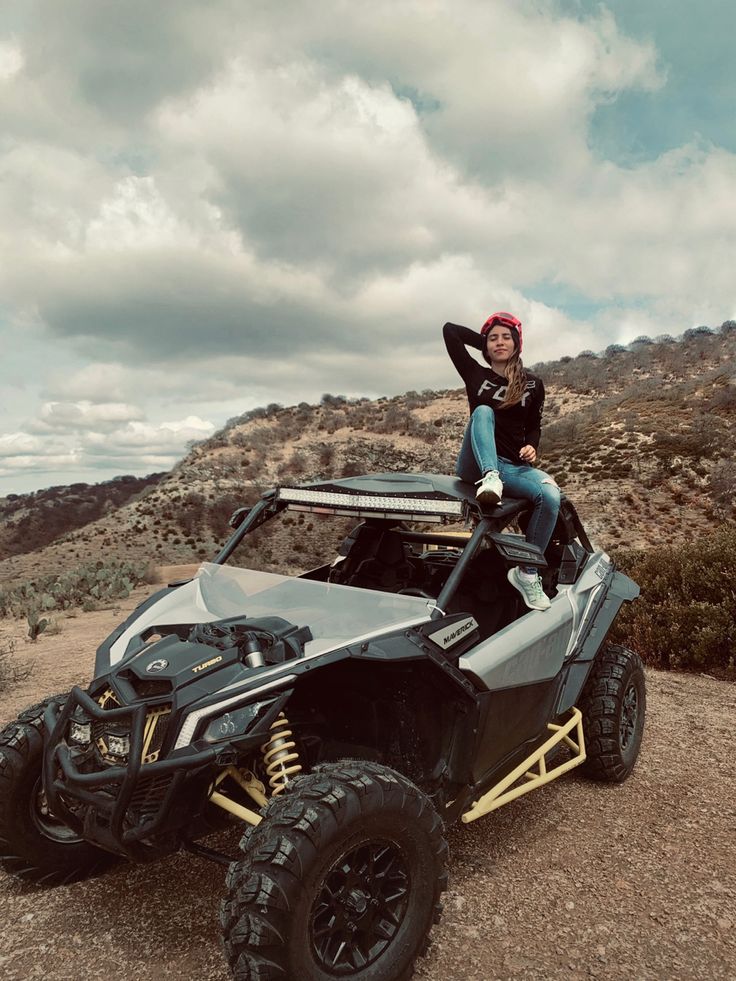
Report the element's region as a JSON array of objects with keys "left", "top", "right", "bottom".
[
  {"left": 318, "top": 444, "right": 335, "bottom": 468},
  {"left": 321, "top": 393, "right": 347, "bottom": 407},
  {"left": 710, "top": 464, "right": 736, "bottom": 517},
  {"left": 0, "top": 637, "right": 31, "bottom": 695},
  {"left": 610, "top": 524, "right": 736, "bottom": 674},
  {"left": 683, "top": 326, "right": 715, "bottom": 339},
  {"left": 0, "top": 559, "right": 150, "bottom": 619}
]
